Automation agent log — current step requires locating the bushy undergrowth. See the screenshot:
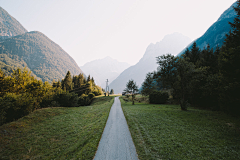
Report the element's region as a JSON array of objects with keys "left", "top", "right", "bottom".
[
  {"left": 0, "top": 68, "right": 102, "bottom": 125},
  {"left": 149, "top": 90, "right": 169, "bottom": 104}
]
